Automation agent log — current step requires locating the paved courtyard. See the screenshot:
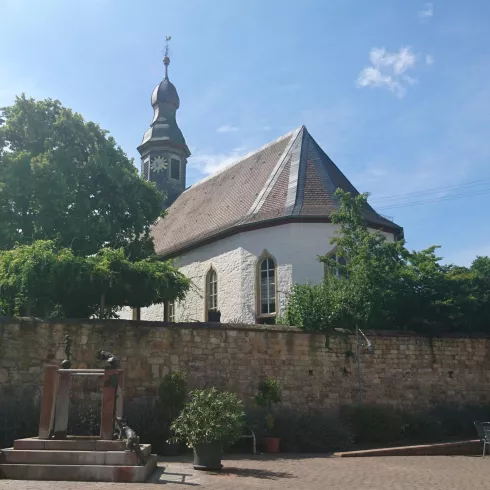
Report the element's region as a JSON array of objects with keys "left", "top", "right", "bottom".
[{"left": 1, "top": 454, "right": 489, "bottom": 489}]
